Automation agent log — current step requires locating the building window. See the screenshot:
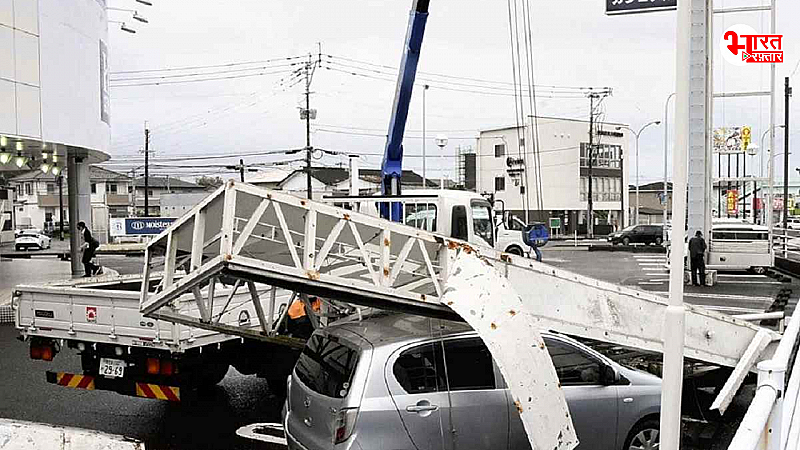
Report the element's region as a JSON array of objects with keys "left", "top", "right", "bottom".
[
  {"left": 580, "top": 143, "right": 622, "bottom": 169},
  {"left": 46, "top": 183, "right": 55, "bottom": 195},
  {"left": 148, "top": 189, "right": 154, "bottom": 197},
  {"left": 108, "top": 183, "right": 117, "bottom": 194},
  {"left": 25, "top": 183, "right": 32, "bottom": 196},
  {"left": 91, "top": 183, "right": 97, "bottom": 194},
  {"left": 128, "top": 185, "right": 133, "bottom": 194},
  {"left": 494, "top": 143, "right": 505, "bottom": 158},
  {"left": 495, "top": 176, "right": 505, "bottom": 192}
]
